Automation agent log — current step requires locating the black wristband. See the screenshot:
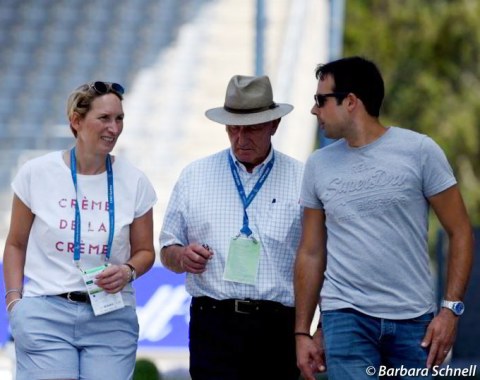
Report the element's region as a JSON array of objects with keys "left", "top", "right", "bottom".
[{"left": 294, "top": 332, "right": 312, "bottom": 338}]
